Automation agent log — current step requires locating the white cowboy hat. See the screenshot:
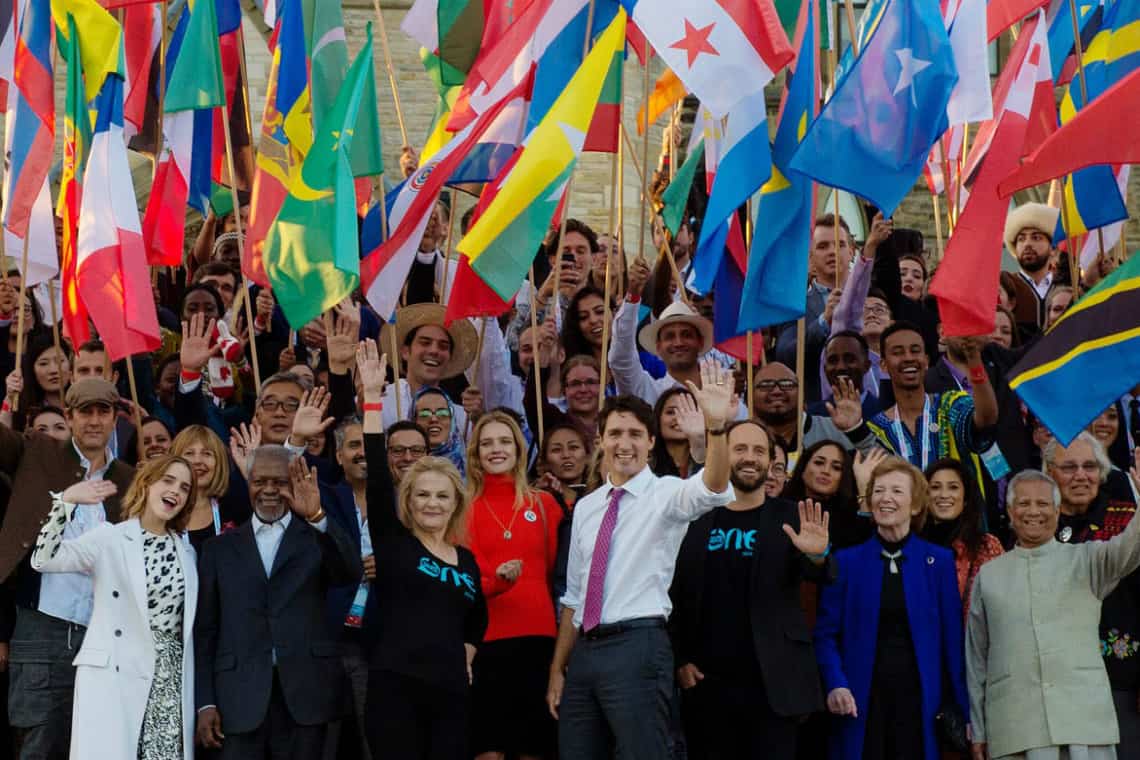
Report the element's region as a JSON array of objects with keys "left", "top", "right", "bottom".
[
  {"left": 379, "top": 303, "right": 478, "bottom": 379},
  {"left": 1003, "top": 202, "right": 1059, "bottom": 254},
  {"left": 637, "top": 300, "right": 714, "bottom": 355}
]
